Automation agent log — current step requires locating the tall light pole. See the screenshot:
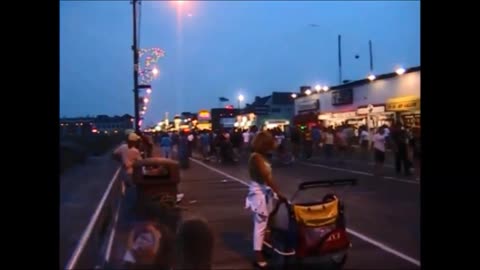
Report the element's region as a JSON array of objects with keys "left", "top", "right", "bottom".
[
  {"left": 338, "top": 34, "right": 343, "bottom": 84},
  {"left": 369, "top": 40, "right": 374, "bottom": 73},
  {"left": 132, "top": 0, "right": 140, "bottom": 132}
]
